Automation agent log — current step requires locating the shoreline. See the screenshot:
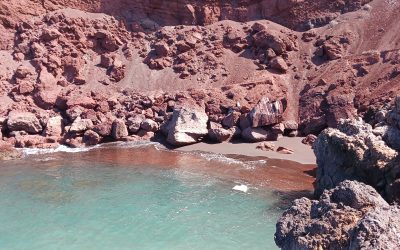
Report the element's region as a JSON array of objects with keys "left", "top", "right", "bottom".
[
  {"left": 176, "top": 137, "right": 316, "bottom": 165},
  {"left": 4, "top": 136, "right": 316, "bottom": 166},
  {"left": 8, "top": 137, "right": 316, "bottom": 194}
]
